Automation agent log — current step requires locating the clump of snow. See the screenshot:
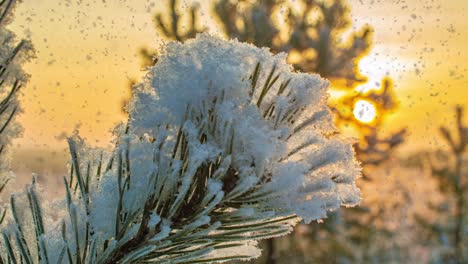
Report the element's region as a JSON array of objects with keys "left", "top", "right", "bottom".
[{"left": 129, "top": 33, "right": 361, "bottom": 224}]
